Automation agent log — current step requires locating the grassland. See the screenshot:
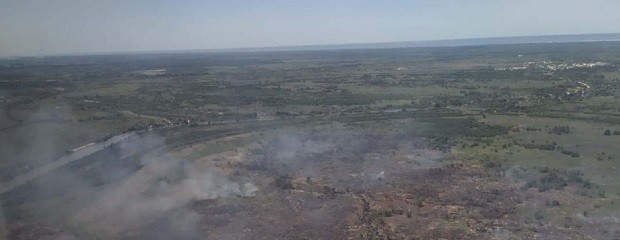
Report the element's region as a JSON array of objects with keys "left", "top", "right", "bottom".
[{"left": 1, "top": 41, "right": 620, "bottom": 239}]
